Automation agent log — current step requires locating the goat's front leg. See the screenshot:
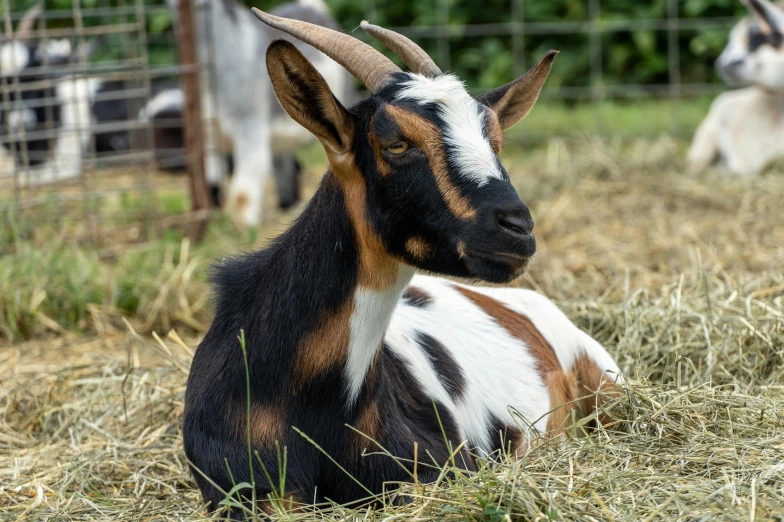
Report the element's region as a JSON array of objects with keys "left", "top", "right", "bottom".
[
  {"left": 226, "top": 127, "right": 272, "bottom": 227},
  {"left": 202, "top": 115, "right": 228, "bottom": 204}
]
